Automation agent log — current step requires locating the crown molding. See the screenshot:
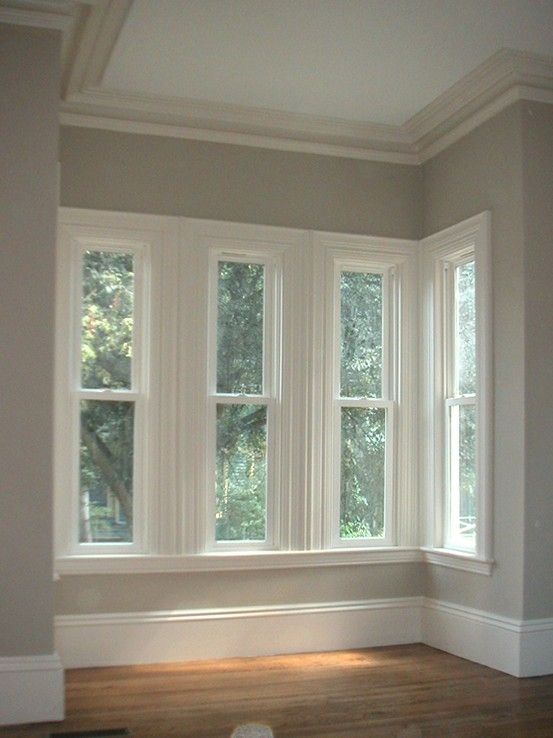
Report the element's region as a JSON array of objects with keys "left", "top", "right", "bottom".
[
  {"left": 0, "top": 0, "right": 79, "bottom": 30},
  {"left": 62, "top": 0, "right": 131, "bottom": 98},
  {"left": 58, "top": 110, "right": 420, "bottom": 164},
  {"left": 51, "top": 2, "right": 553, "bottom": 165},
  {"left": 407, "top": 48, "right": 553, "bottom": 161},
  {"left": 60, "top": 85, "right": 419, "bottom": 164}
]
